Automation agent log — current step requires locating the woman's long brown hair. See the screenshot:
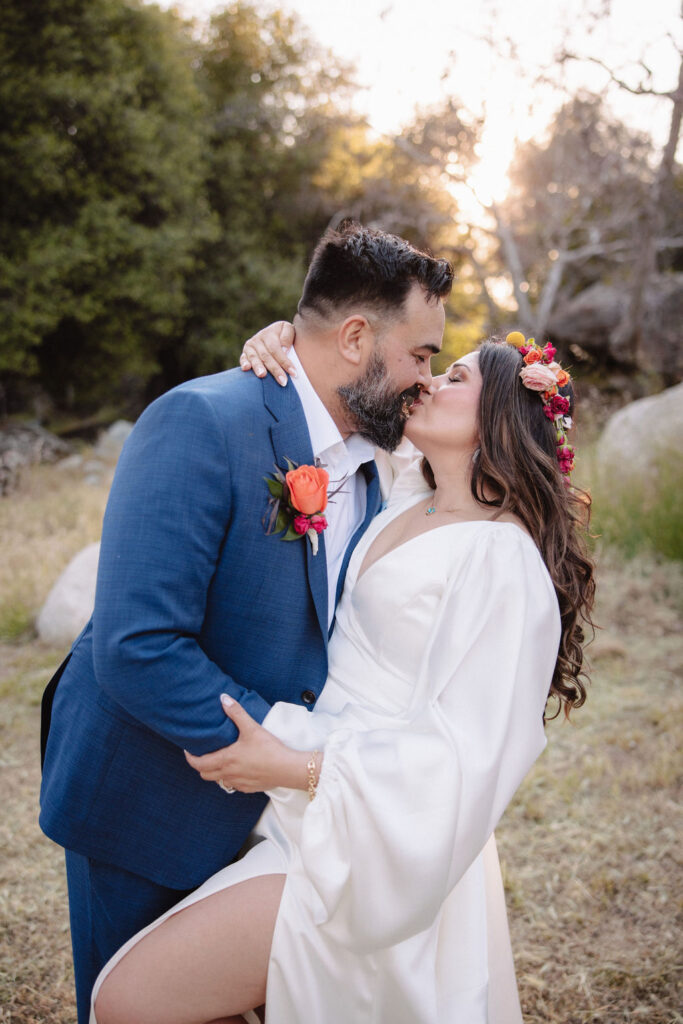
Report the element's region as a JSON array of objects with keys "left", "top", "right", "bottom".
[{"left": 422, "top": 339, "right": 595, "bottom": 719}]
